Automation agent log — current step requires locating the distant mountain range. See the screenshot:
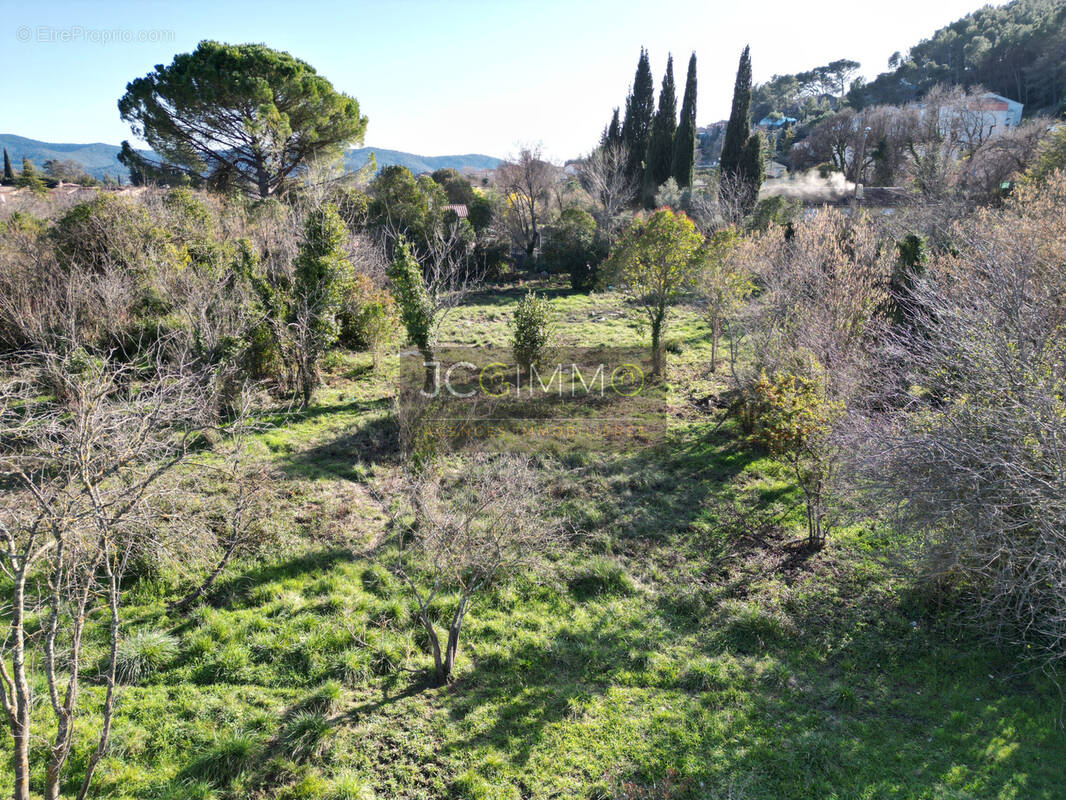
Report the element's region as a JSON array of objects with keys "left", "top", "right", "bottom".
[{"left": 0, "top": 134, "right": 501, "bottom": 182}]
